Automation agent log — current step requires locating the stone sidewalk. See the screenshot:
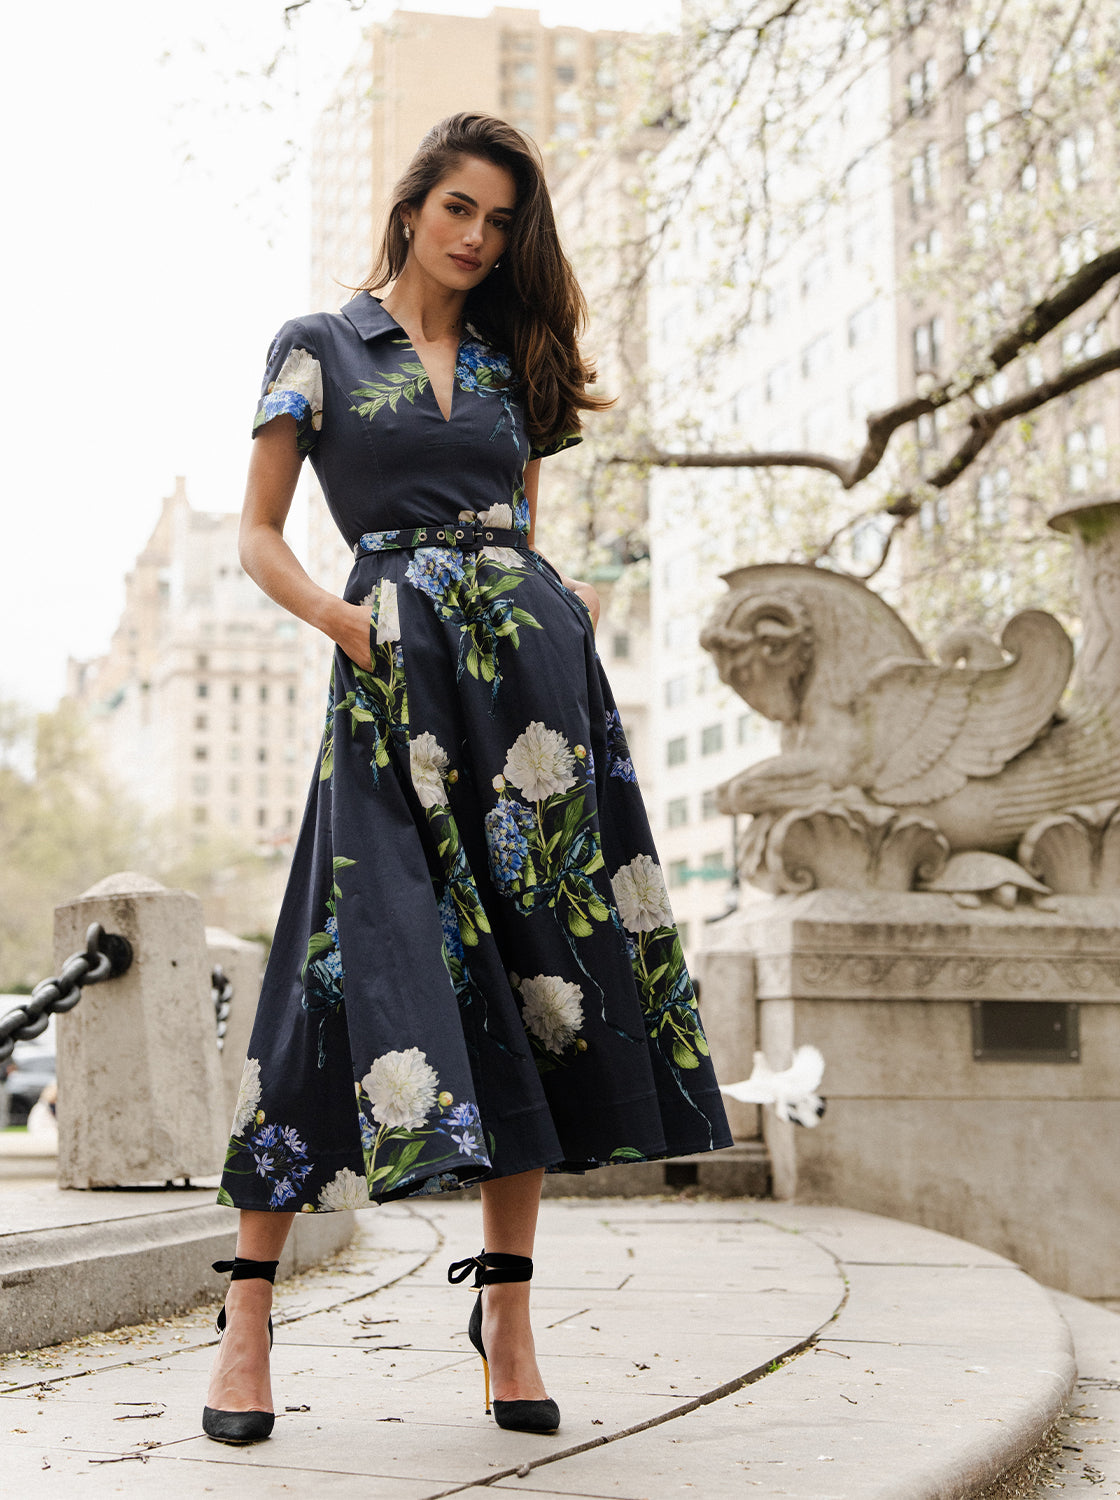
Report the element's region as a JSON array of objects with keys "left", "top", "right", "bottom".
[{"left": 1, "top": 1195, "right": 1099, "bottom": 1498}]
